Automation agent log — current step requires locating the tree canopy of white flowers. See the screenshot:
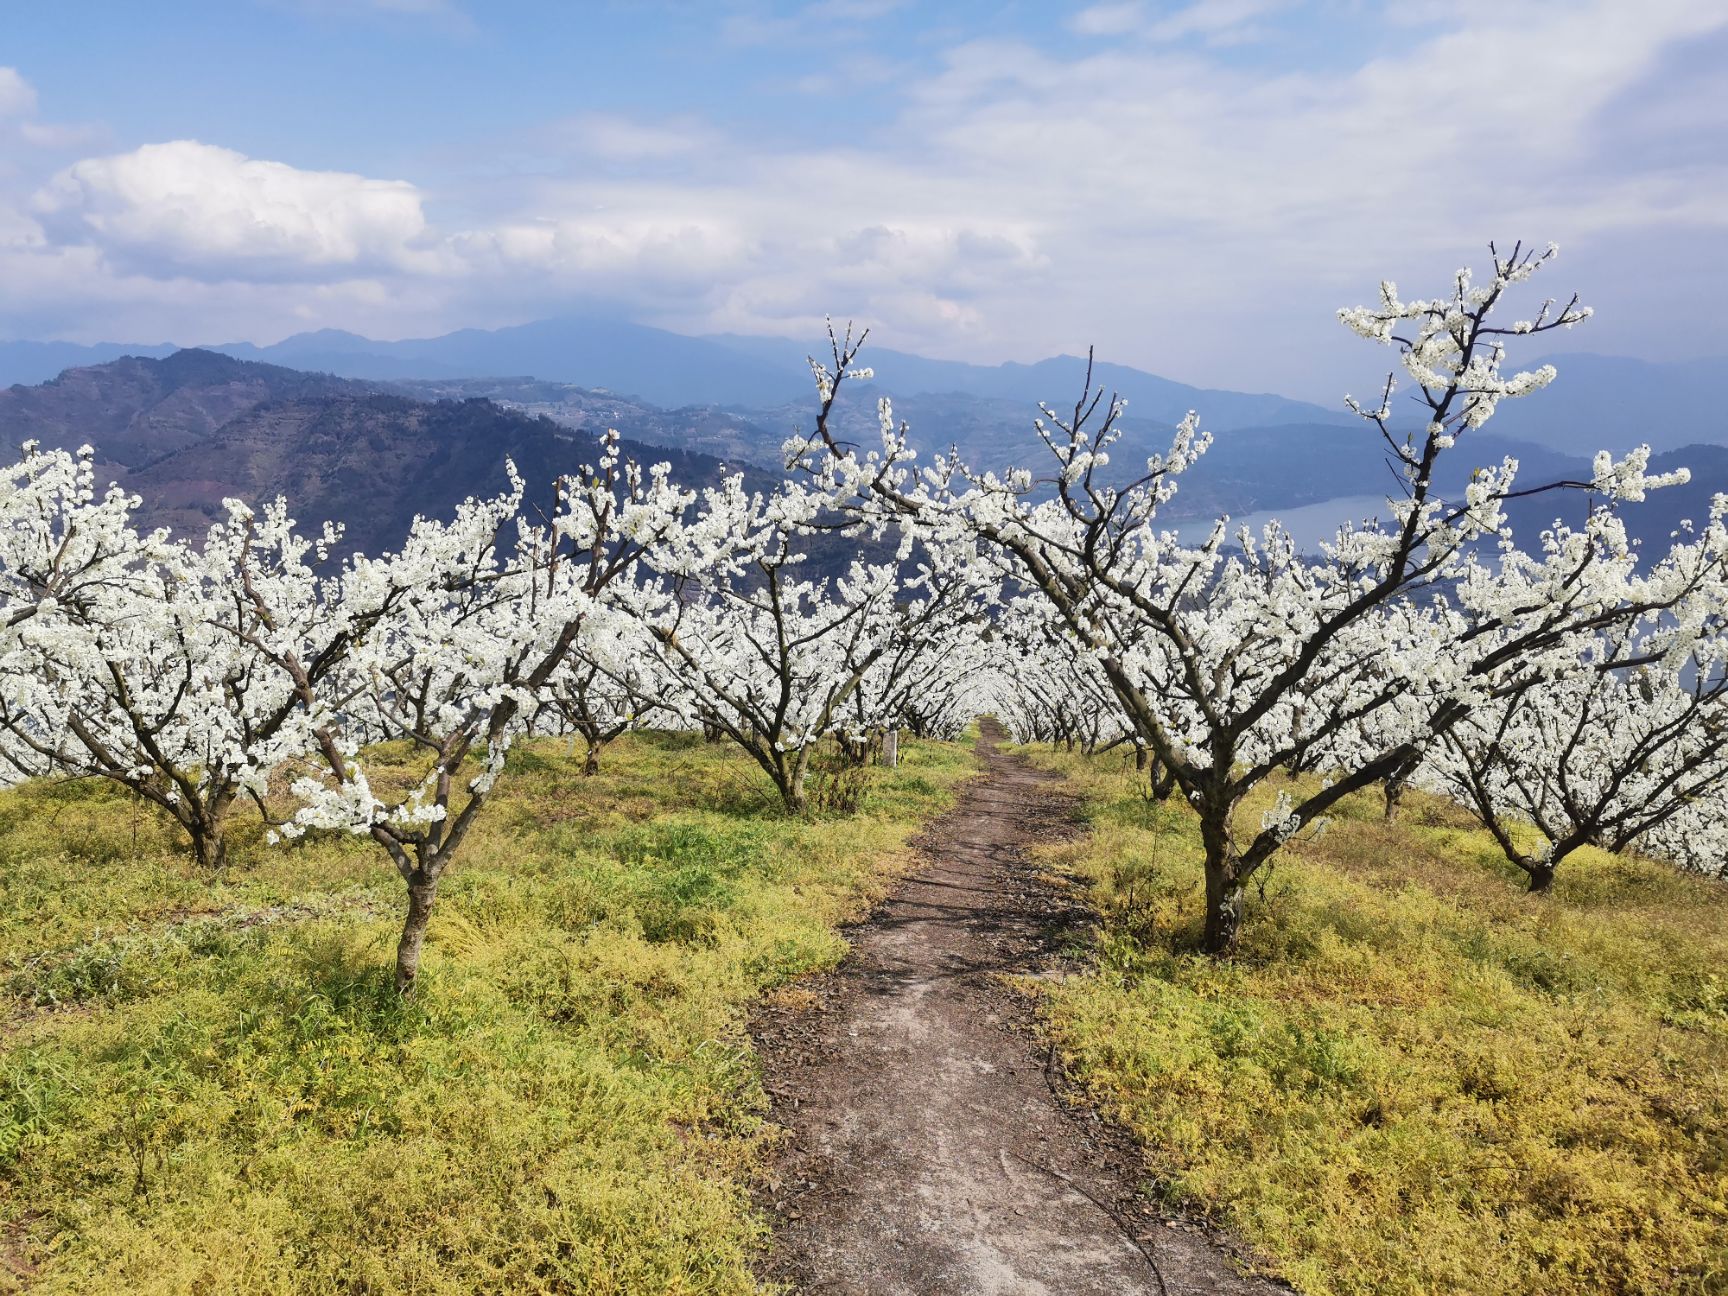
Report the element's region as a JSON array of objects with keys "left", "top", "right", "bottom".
[
  {"left": 3, "top": 240, "right": 1726, "bottom": 992},
  {"left": 0, "top": 446, "right": 407, "bottom": 870},
  {"left": 788, "top": 242, "right": 1728, "bottom": 952},
  {"left": 627, "top": 470, "right": 986, "bottom": 811}
]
